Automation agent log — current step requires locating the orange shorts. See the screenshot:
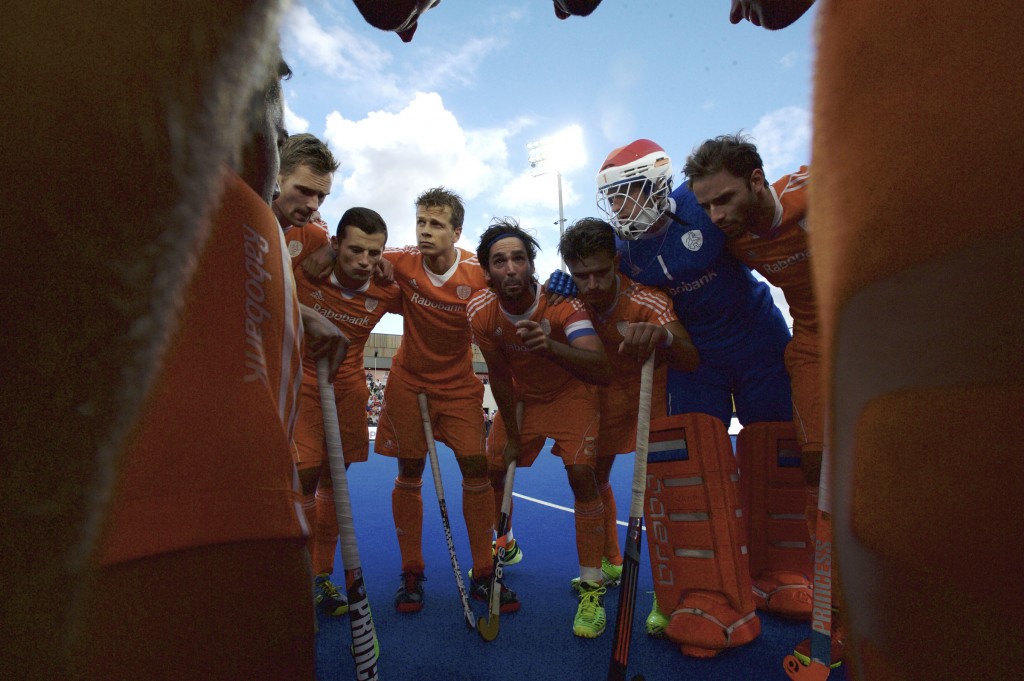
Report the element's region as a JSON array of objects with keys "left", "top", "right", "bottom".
[
  {"left": 486, "top": 382, "right": 600, "bottom": 470},
  {"left": 596, "top": 362, "right": 668, "bottom": 457},
  {"left": 293, "top": 379, "right": 371, "bottom": 468},
  {"left": 596, "top": 400, "right": 637, "bottom": 458},
  {"left": 375, "top": 377, "right": 485, "bottom": 459},
  {"left": 784, "top": 330, "right": 823, "bottom": 453}
]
